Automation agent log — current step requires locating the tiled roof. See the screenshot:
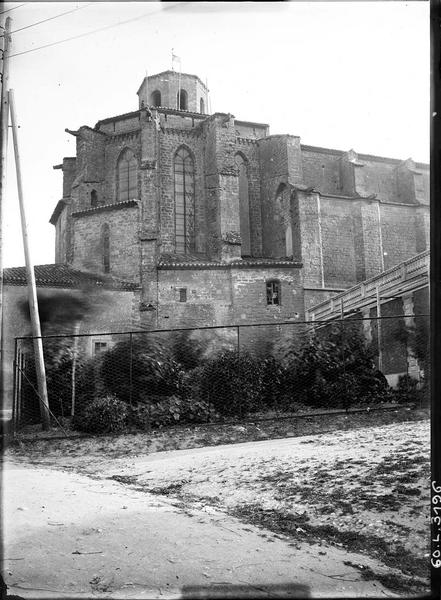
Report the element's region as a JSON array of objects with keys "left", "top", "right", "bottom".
[
  {"left": 4, "top": 264, "right": 138, "bottom": 291},
  {"left": 158, "top": 254, "right": 302, "bottom": 270}
]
